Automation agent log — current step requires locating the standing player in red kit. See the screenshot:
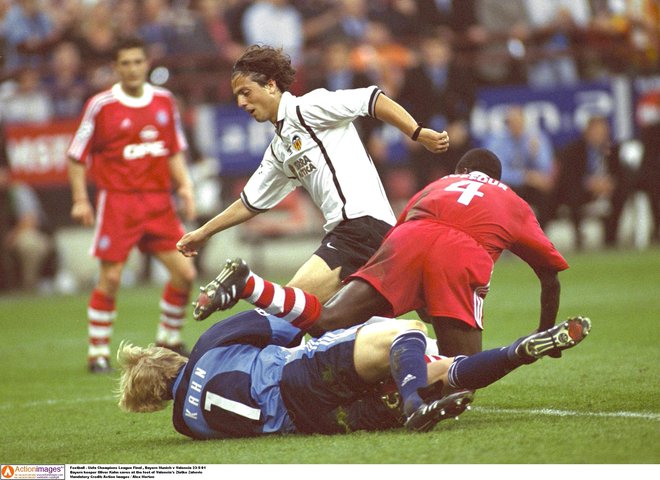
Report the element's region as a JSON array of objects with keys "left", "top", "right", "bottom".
[
  {"left": 194, "top": 148, "right": 570, "bottom": 358},
  {"left": 68, "top": 37, "right": 197, "bottom": 373}
]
